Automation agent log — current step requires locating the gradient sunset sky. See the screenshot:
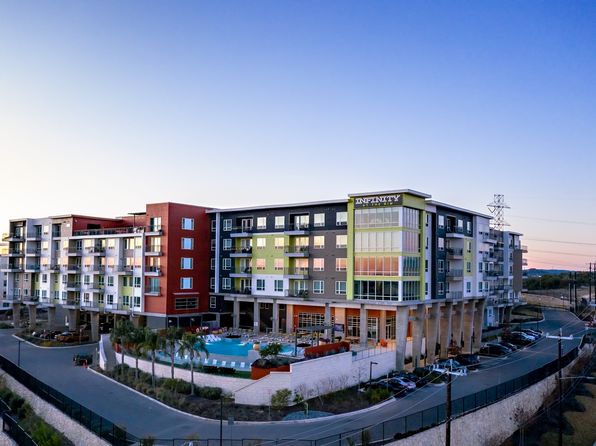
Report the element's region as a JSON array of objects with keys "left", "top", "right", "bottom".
[{"left": 1, "top": 1, "right": 595, "bottom": 270}]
